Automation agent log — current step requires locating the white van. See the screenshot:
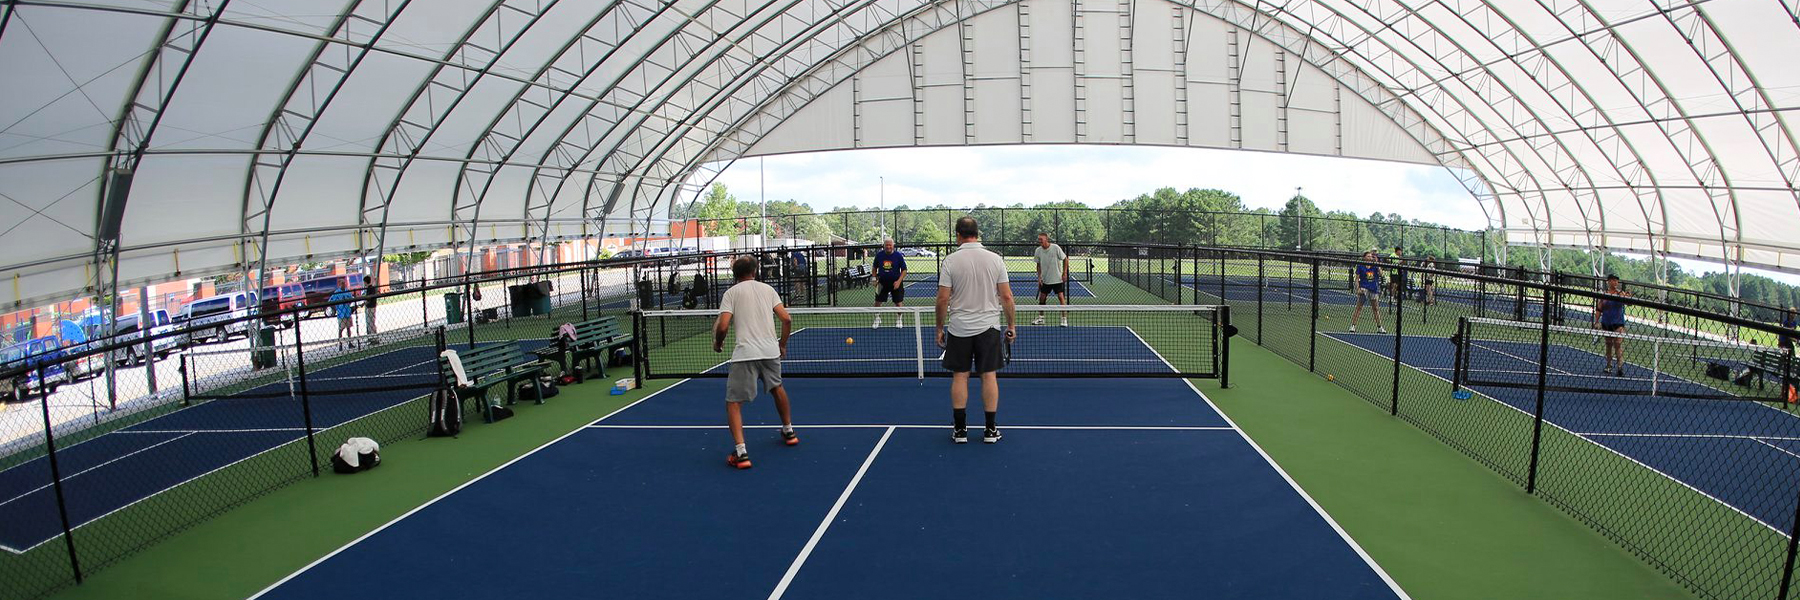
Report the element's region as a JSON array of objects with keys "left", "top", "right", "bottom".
[{"left": 181, "top": 291, "right": 258, "bottom": 346}]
